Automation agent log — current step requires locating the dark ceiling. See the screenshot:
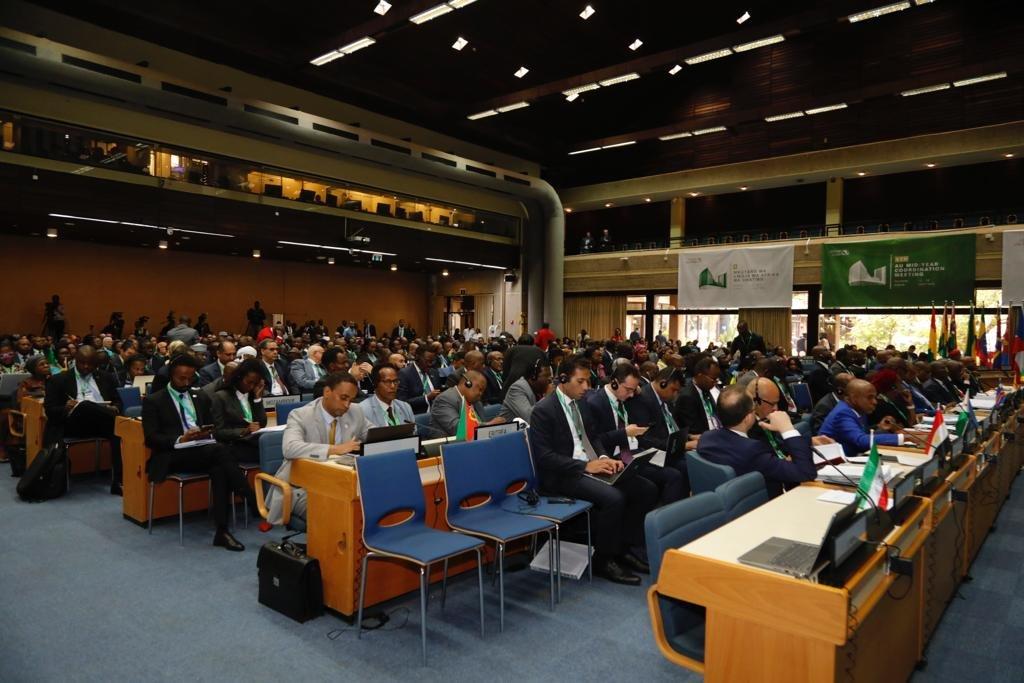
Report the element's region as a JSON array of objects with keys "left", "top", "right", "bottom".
[{"left": 22, "top": 0, "right": 1024, "bottom": 187}]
